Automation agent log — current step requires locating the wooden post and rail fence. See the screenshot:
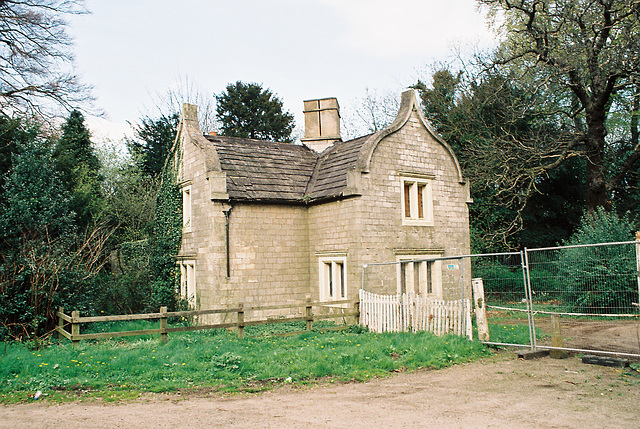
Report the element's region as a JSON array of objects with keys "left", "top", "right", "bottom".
[{"left": 56, "top": 298, "right": 360, "bottom": 344}]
